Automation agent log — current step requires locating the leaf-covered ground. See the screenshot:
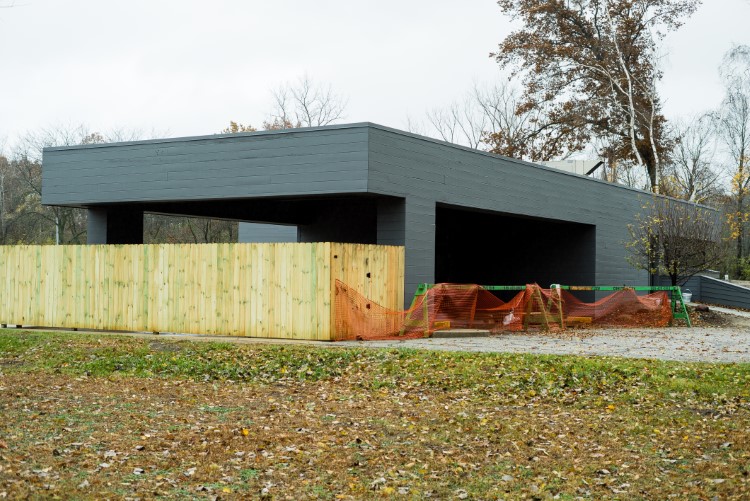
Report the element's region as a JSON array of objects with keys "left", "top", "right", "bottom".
[{"left": 1, "top": 331, "right": 749, "bottom": 499}]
